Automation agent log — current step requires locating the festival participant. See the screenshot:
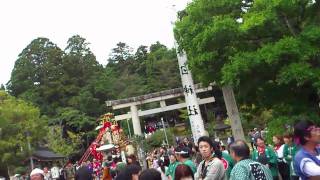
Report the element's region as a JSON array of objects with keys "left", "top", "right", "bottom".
[
  {"left": 65, "top": 162, "right": 75, "bottom": 180},
  {"left": 272, "top": 135, "right": 289, "bottom": 180},
  {"left": 152, "top": 155, "right": 159, "bottom": 169},
  {"left": 43, "top": 167, "right": 52, "bottom": 180},
  {"left": 102, "top": 156, "right": 113, "bottom": 180},
  {"left": 115, "top": 164, "right": 141, "bottom": 180},
  {"left": 248, "top": 129, "right": 255, "bottom": 149},
  {"left": 229, "top": 140, "right": 273, "bottom": 180},
  {"left": 283, "top": 134, "right": 299, "bottom": 180},
  {"left": 175, "top": 146, "right": 197, "bottom": 174},
  {"left": 139, "top": 169, "right": 161, "bottom": 180},
  {"left": 215, "top": 141, "right": 234, "bottom": 179},
  {"left": 75, "top": 163, "right": 93, "bottom": 180},
  {"left": 92, "top": 158, "right": 101, "bottom": 178},
  {"left": 166, "top": 151, "right": 179, "bottom": 180},
  {"left": 193, "top": 146, "right": 203, "bottom": 167},
  {"left": 183, "top": 137, "right": 193, "bottom": 150},
  {"left": 293, "top": 121, "right": 320, "bottom": 180},
  {"left": 30, "top": 168, "right": 45, "bottom": 180},
  {"left": 194, "top": 136, "right": 226, "bottom": 180},
  {"left": 253, "top": 128, "right": 261, "bottom": 148},
  {"left": 156, "top": 159, "right": 168, "bottom": 180},
  {"left": 220, "top": 144, "right": 228, "bottom": 154},
  {"left": 252, "top": 137, "right": 279, "bottom": 179},
  {"left": 127, "top": 154, "right": 141, "bottom": 167},
  {"left": 146, "top": 153, "right": 152, "bottom": 169},
  {"left": 86, "top": 160, "right": 93, "bottom": 173},
  {"left": 175, "top": 164, "right": 194, "bottom": 180},
  {"left": 159, "top": 146, "right": 168, "bottom": 158},
  {"left": 115, "top": 157, "right": 126, "bottom": 175},
  {"left": 59, "top": 165, "right": 67, "bottom": 180},
  {"left": 50, "top": 164, "right": 60, "bottom": 180}
]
